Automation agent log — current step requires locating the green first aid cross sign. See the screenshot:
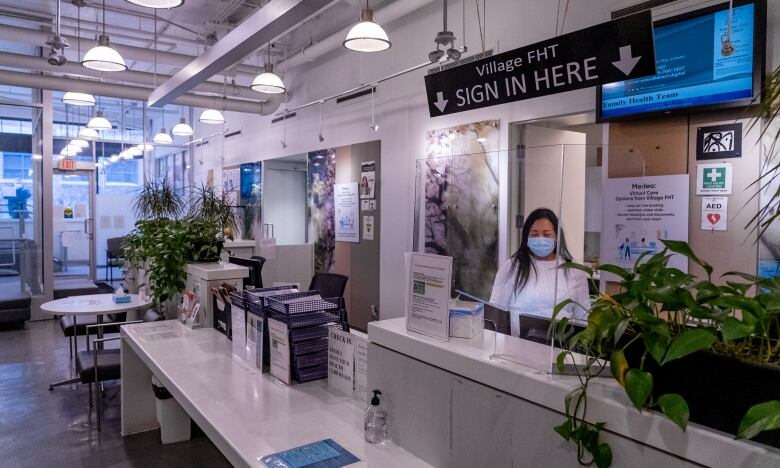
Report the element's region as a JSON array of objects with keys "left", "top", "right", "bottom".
[{"left": 696, "top": 163, "right": 733, "bottom": 195}]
